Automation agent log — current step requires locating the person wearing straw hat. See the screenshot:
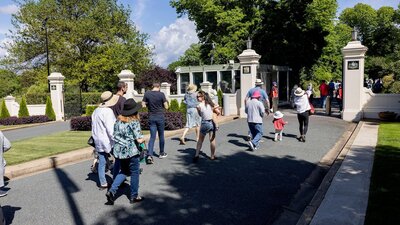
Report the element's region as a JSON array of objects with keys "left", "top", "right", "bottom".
[
  {"left": 272, "top": 111, "right": 288, "bottom": 142},
  {"left": 179, "top": 84, "right": 201, "bottom": 145},
  {"left": 294, "top": 87, "right": 311, "bottom": 142},
  {"left": 106, "top": 99, "right": 145, "bottom": 205},
  {"left": 245, "top": 90, "right": 265, "bottom": 151},
  {"left": 91, "top": 91, "right": 119, "bottom": 189}
]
